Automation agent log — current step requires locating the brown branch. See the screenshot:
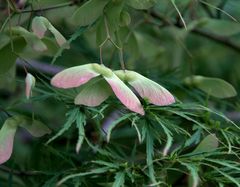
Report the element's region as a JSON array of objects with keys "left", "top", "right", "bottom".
[
  {"left": 191, "top": 29, "right": 240, "bottom": 52},
  {"left": 16, "top": 59, "right": 64, "bottom": 75},
  {"left": 149, "top": 11, "right": 240, "bottom": 53}
]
